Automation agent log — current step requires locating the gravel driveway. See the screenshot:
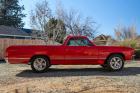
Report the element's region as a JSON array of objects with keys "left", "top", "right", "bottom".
[{"left": 0, "top": 61, "right": 140, "bottom": 93}]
